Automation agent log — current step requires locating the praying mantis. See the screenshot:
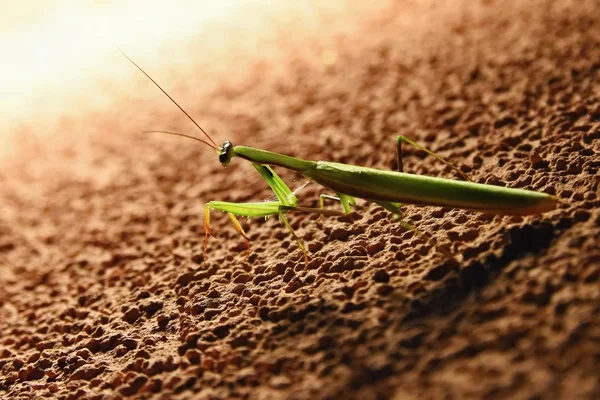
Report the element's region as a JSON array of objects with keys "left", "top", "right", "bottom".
[{"left": 121, "top": 50, "right": 558, "bottom": 268}]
